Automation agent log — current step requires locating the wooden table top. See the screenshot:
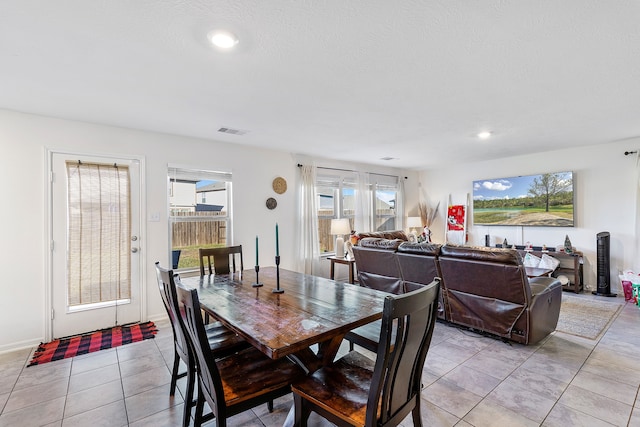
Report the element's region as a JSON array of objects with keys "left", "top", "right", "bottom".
[{"left": 178, "top": 267, "right": 387, "bottom": 361}]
